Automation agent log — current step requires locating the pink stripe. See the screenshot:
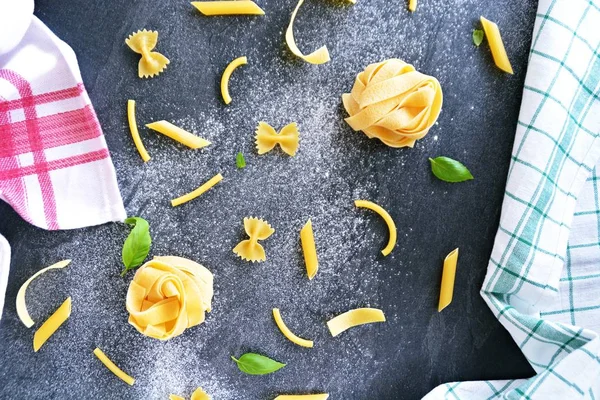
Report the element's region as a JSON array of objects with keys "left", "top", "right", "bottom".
[
  {"left": 0, "top": 84, "right": 84, "bottom": 113},
  {"left": 0, "top": 106, "right": 102, "bottom": 157}
]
